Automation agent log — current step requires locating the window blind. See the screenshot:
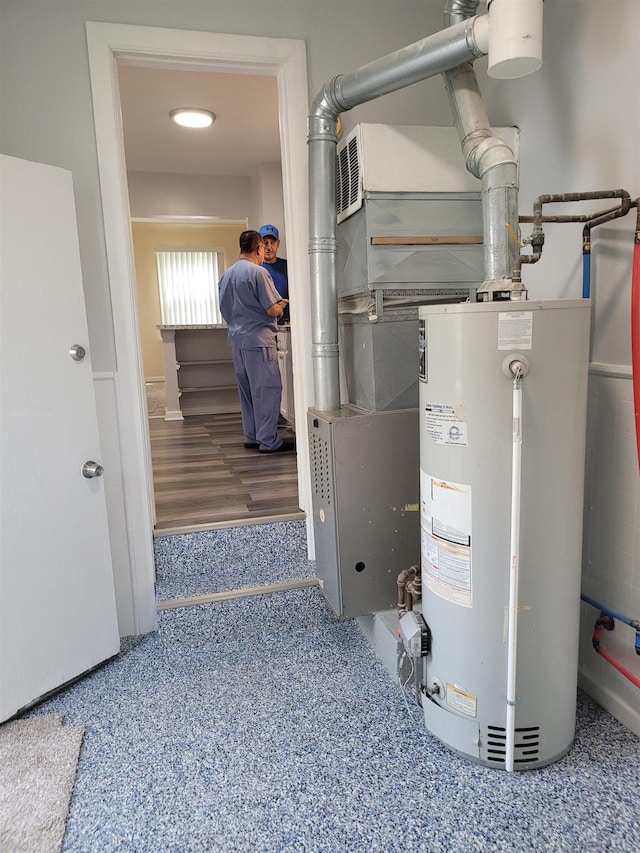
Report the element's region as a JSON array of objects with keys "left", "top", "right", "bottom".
[{"left": 156, "top": 250, "right": 222, "bottom": 325}]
